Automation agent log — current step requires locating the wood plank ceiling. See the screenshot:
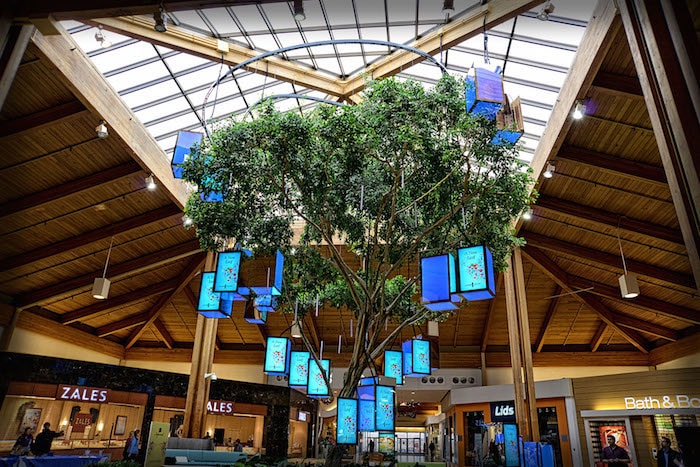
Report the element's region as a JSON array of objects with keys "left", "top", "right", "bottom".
[{"left": 0, "top": 0, "right": 698, "bottom": 377}]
